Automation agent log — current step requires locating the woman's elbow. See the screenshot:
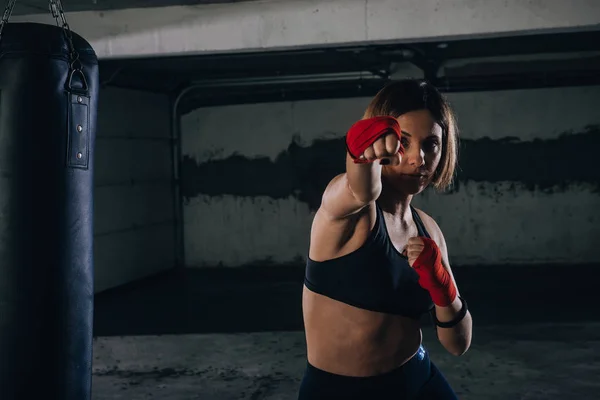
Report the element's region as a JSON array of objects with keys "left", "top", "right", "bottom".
[
  {"left": 441, "top": 332, "right": 472, "bottom": 356},
  {"left": 447, "top": 342, "right": 470, "bottom": 357}
]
